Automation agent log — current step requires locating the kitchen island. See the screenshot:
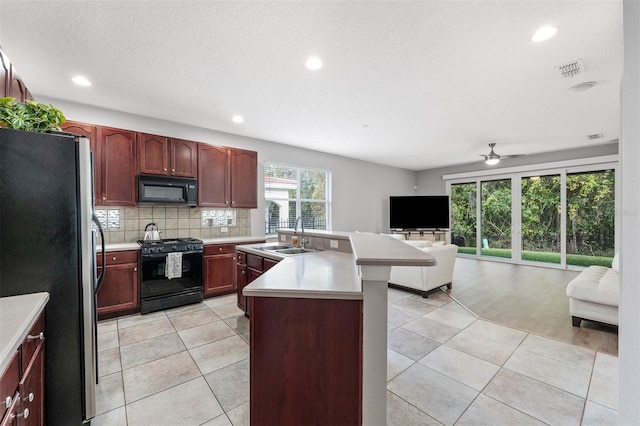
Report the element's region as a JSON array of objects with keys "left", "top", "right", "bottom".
[{"left": 241, "top": 232, "right": 436, "bottom": 425}]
